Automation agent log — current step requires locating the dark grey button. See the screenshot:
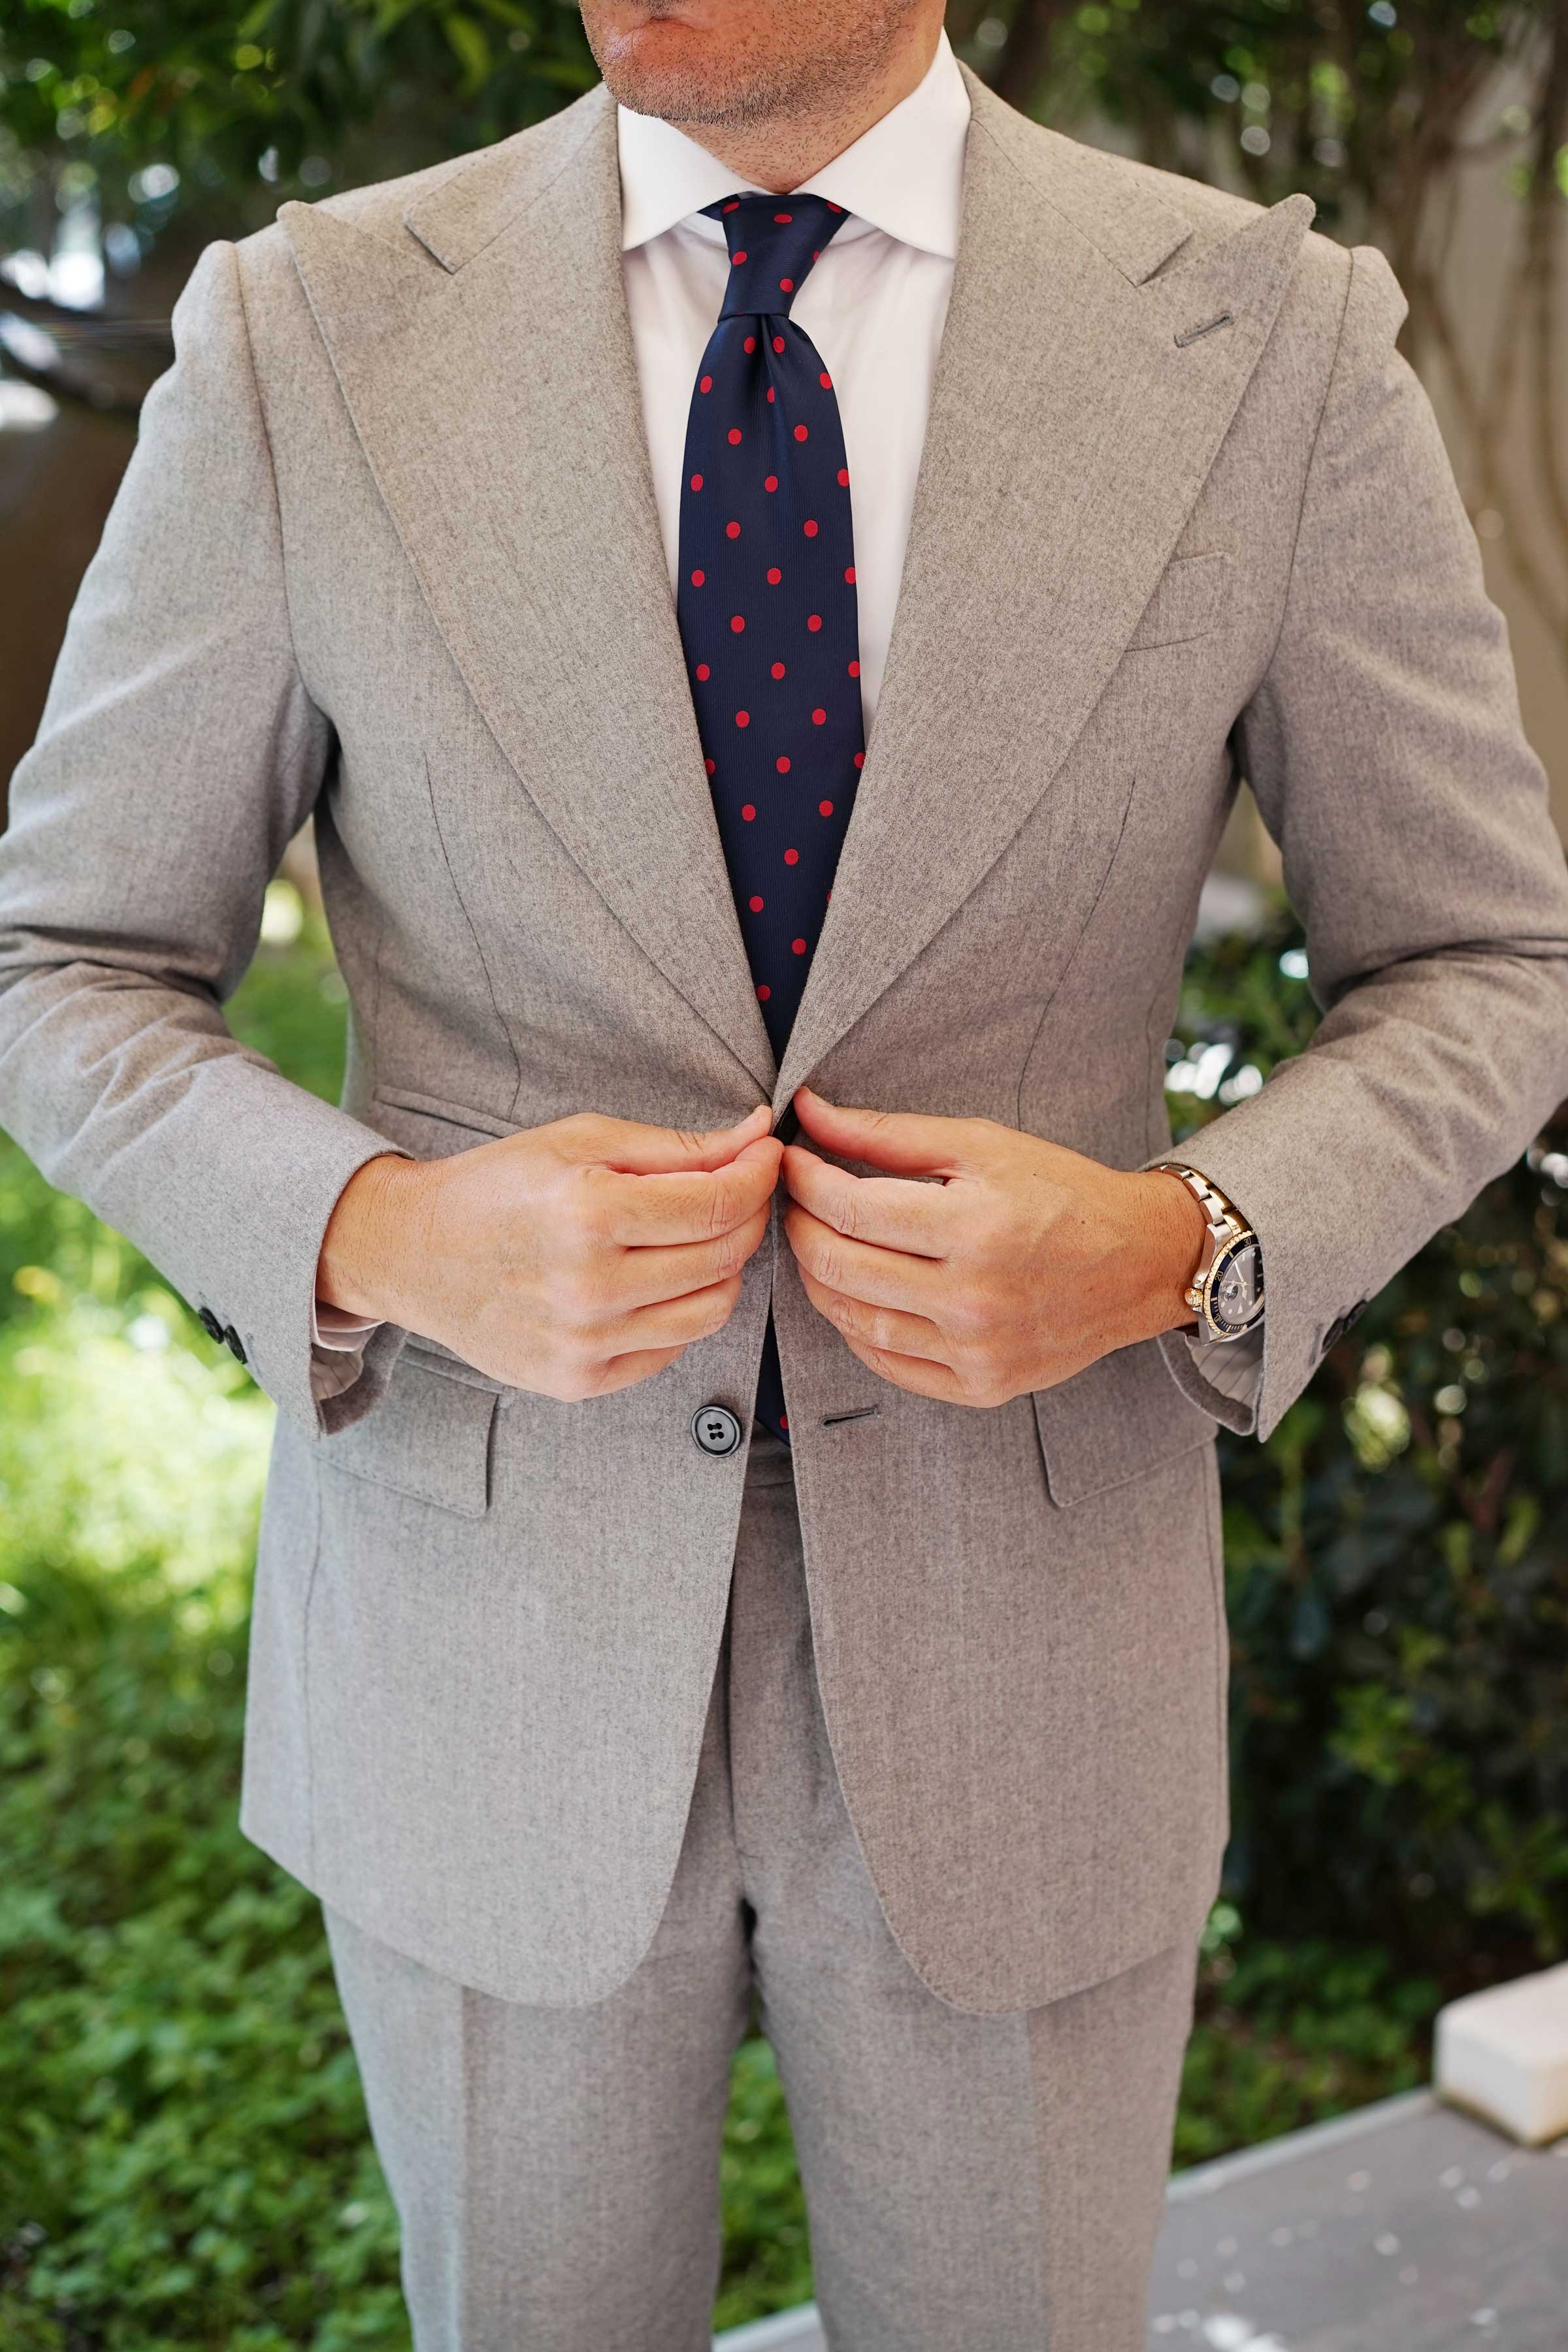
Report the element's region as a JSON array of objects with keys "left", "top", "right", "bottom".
[
  {"left": 197, "top": 1307, "right": 223, "bottom": 1341},
  {"left": 223, "top": 1324, "right": 248, "bottom": 1365},
  {"left": 1321, "top": 1298, "right": 1371, "bottom": 1358},
  {"left": 691, "top": 1403, "right": 743, "bottom": 1458}
]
